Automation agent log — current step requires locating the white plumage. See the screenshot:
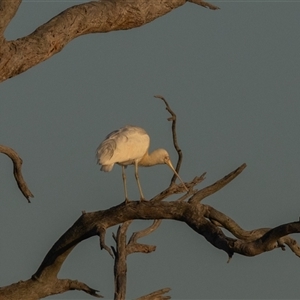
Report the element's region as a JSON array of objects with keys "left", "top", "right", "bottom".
[{"left": 96, "top": 125, "right": 187, "bottom": 202}]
